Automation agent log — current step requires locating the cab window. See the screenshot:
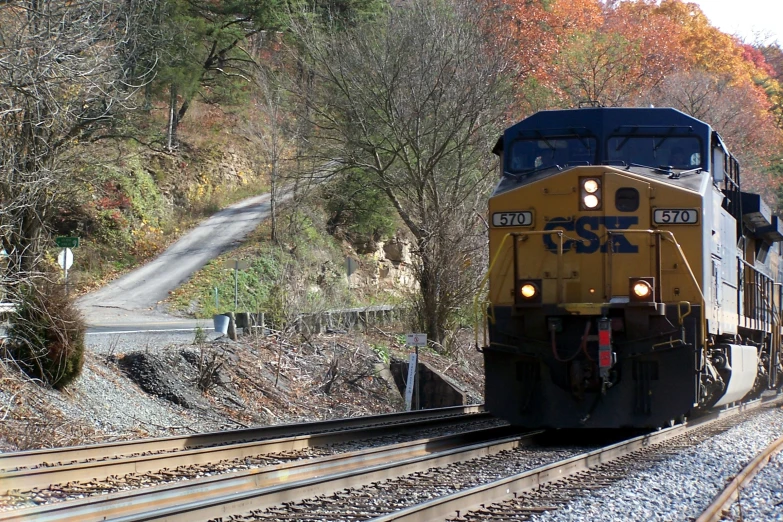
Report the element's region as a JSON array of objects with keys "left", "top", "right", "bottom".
[
  {"left": 508, "top": 137, "right": 597, "bottom": 174},
  {"left": 607, "top": 136, "right": 701, "bottom": 169}
]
